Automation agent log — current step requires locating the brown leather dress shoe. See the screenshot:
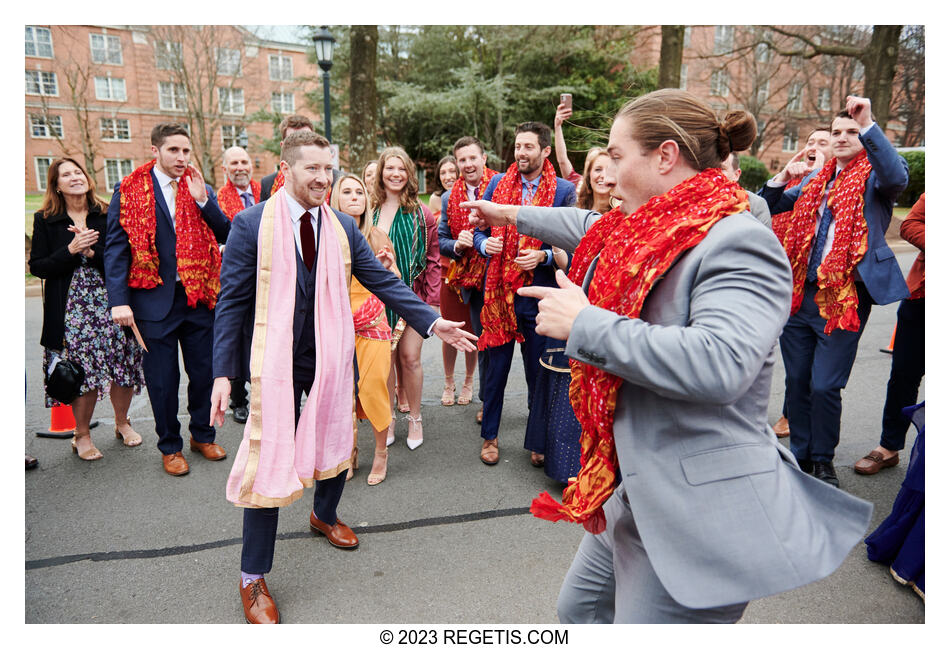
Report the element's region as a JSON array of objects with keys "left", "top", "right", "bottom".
[
  {"left": 854, "top": 450, "right": 899, "bottom": 475},
  {"left": 480, "top": 438, "right": 499, "bottom": 465},
  {"left": 163, "top": 452, "right": 190, "bottom": 476},
  {"left": 189, "top": 440, "right": 227, "bottom": 461},
  {"left": 772, "top": 416, "right": 790, "bottom": 438},
  {"left": 240, "top": 578, "right": 279, "bottom": 624},
  {"left": 309, "top": 512, "right": 359, "bottom": 549}
]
